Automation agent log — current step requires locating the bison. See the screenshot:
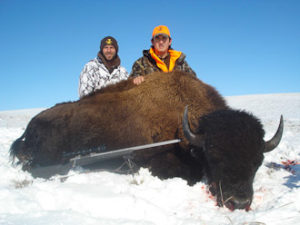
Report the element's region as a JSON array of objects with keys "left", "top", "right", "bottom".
[{"left": 10, "top": 71, "right": 283, "bottom": 210}]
